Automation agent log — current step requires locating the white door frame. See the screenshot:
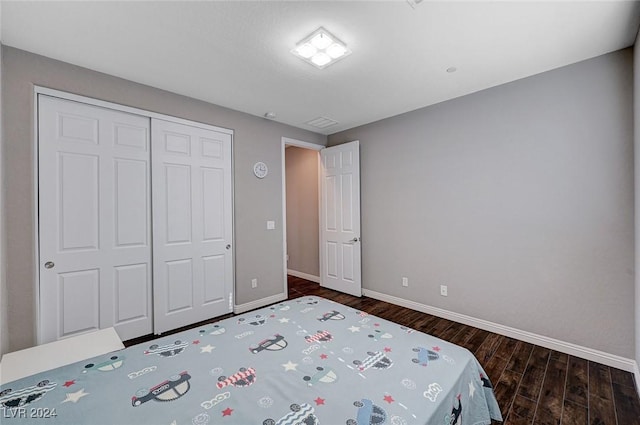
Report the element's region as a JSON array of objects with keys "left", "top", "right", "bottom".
[
  {"left": 280, "top": 137, "right": 323, "bottom": 293},
  {"left": 33, "top": 86, "right": 235, "bottom": 343}
]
